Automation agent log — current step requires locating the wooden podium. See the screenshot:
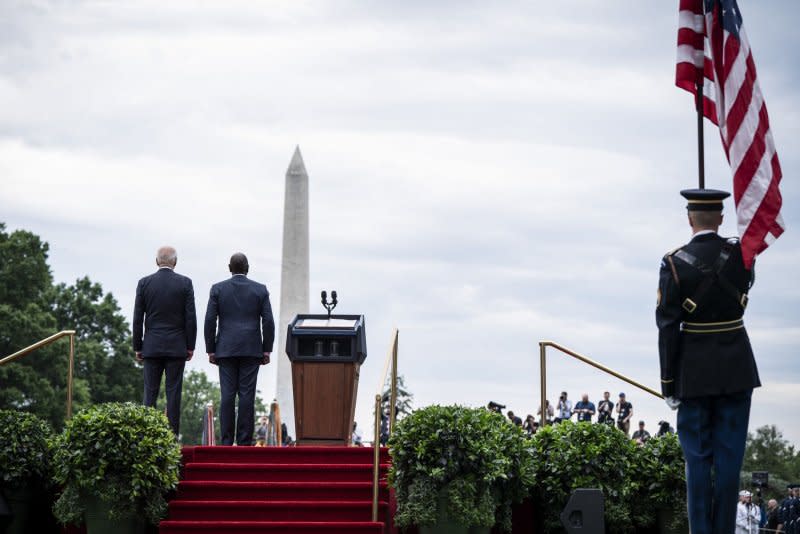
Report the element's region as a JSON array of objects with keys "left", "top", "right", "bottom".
[{"left": 285, "top": 315, "right": 367, "bottom": 446}]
